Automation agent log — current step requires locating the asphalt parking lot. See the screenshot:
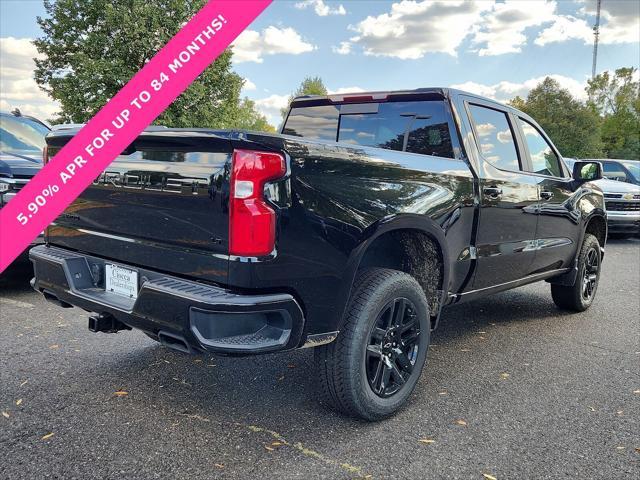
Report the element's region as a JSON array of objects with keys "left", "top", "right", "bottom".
[{"left": 1, "top": 239, "right": 638, "bottom": 480}]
